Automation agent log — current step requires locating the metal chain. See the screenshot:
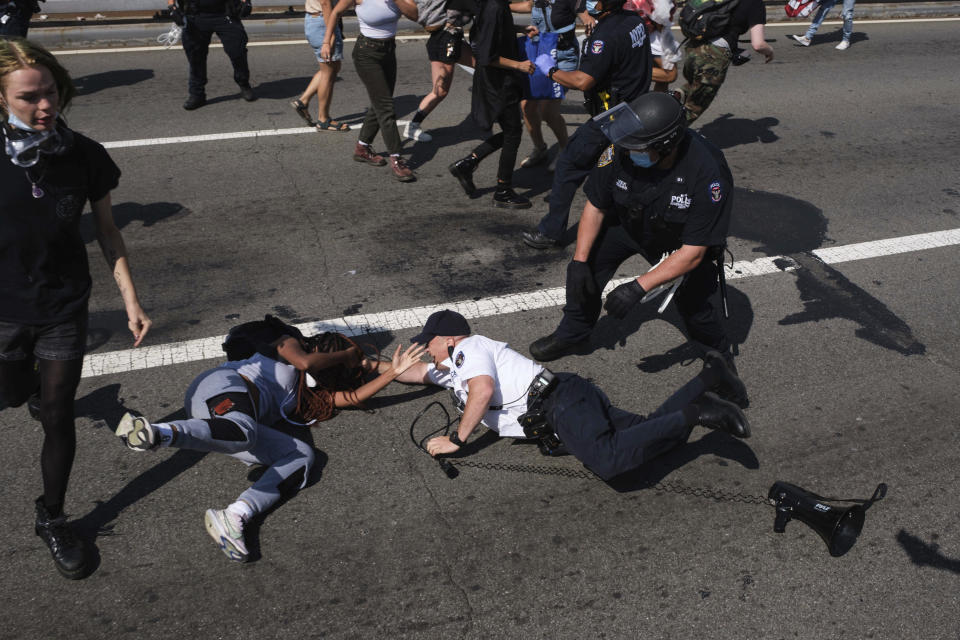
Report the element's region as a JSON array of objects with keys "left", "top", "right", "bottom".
[{"left": 453, "top": 459, "right": 771, "bottom": 507}]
